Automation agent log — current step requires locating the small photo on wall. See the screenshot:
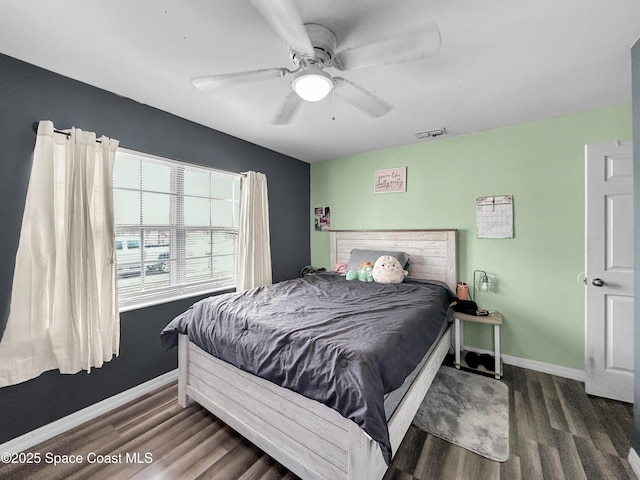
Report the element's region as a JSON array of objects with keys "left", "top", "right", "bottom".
[{"left": 315, "top": 206, "right": 331, "bottom": 231}]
